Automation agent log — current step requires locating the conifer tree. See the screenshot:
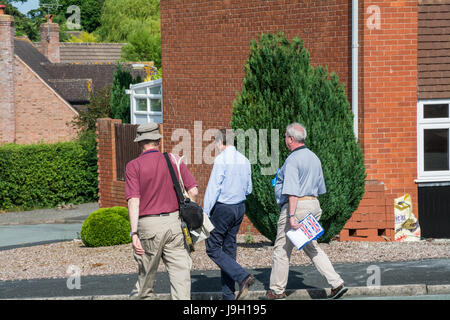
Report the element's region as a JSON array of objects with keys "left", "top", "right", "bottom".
[
  {"left": 110, "top": 63, "right": 142, "bottom": 124},
  {"left": 231, "top": 32, "right": 366, "bottom": 243}
]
